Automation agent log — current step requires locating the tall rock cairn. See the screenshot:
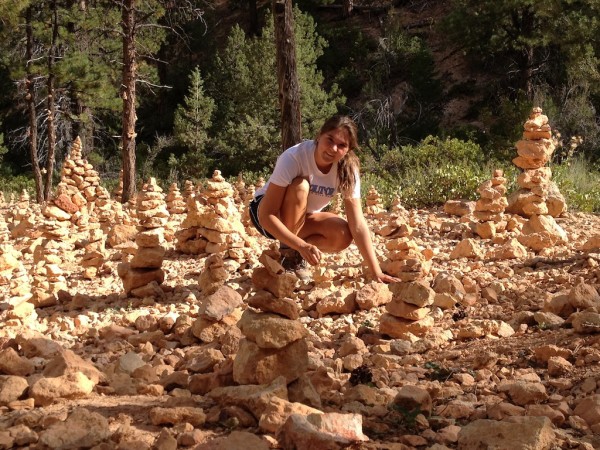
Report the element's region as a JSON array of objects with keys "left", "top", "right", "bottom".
[
  {"left": 234, "top": 250, "right": 307, "bottom": 385},
  {"left": 166, "top": 182, "right": 186, "bottom": 215},
  {"left": 81, "top": 228, "right": 108, "bottom": 279},
  {"left": 472, "top": 169, "right": 508, "bottom": 239},
  {"left": 508, "top": 108, "right": 568, "bottom": 251},
  {"left": 31, "top": 239, "right": 68, "bottom": 307},
  {"left": 59, "top": 136, "right": 101, "bottom": 207},
  {"left": 364, "top": 185, "right": 385, "bottom": 217},
  {"left": 508, "top": 107, "right": 566, "bottom": 217},
  {"left": 177, "top": 170, "right": 255, "bottom": 263},
  {"left": 118, "top": 178, "right": 168, "bottom": 297}
]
